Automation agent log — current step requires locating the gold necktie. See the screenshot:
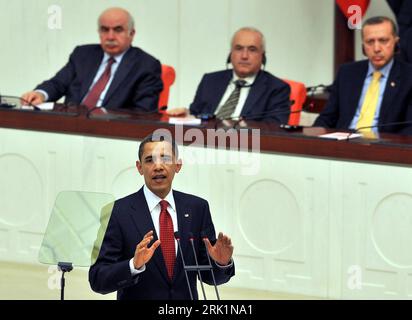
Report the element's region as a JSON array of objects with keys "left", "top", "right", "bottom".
[{"left": 356, "top": 71, "right": 382, "bottom": 131}]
